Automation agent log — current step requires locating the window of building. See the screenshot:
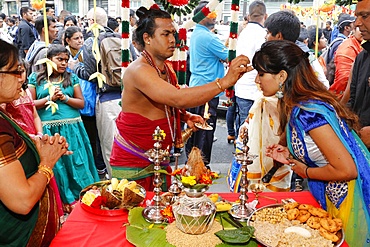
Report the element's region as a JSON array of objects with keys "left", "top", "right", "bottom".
[{"left": 88, "top": 0, "right": 108, "bottom": 13}]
